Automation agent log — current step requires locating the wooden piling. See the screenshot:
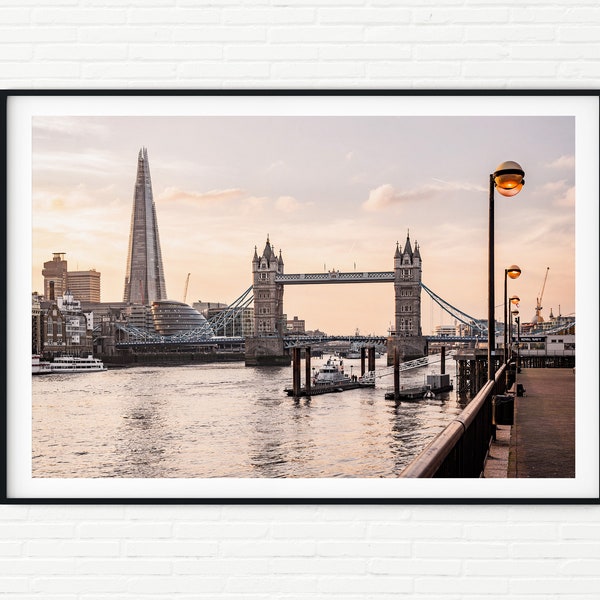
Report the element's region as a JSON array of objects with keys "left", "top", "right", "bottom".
[
  {"left": 361, "top": 347, "right": 366, "bottom": 376},
  {"left": 292, "top": 348, "right": 301, "bottom": 396},
  {"left": 305, "top": 347, "right": 311, "bottom": 396},
  {"left": 393, "top": 347, "right": 400, "bottom": 401},
  {"left": 368, "top": 346, "right": 376, "bottom": 372},
  {"left": 441, "top": 345, "right": 446, "bottom": 375}
]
